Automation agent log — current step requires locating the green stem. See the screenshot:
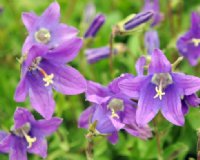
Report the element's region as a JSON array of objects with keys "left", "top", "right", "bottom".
[
  {"left": 86, "top": 138, "right": 94, "bottom": 160},
  {"left": 197, "top": 130, "right": 200, "bottom": 160}
]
